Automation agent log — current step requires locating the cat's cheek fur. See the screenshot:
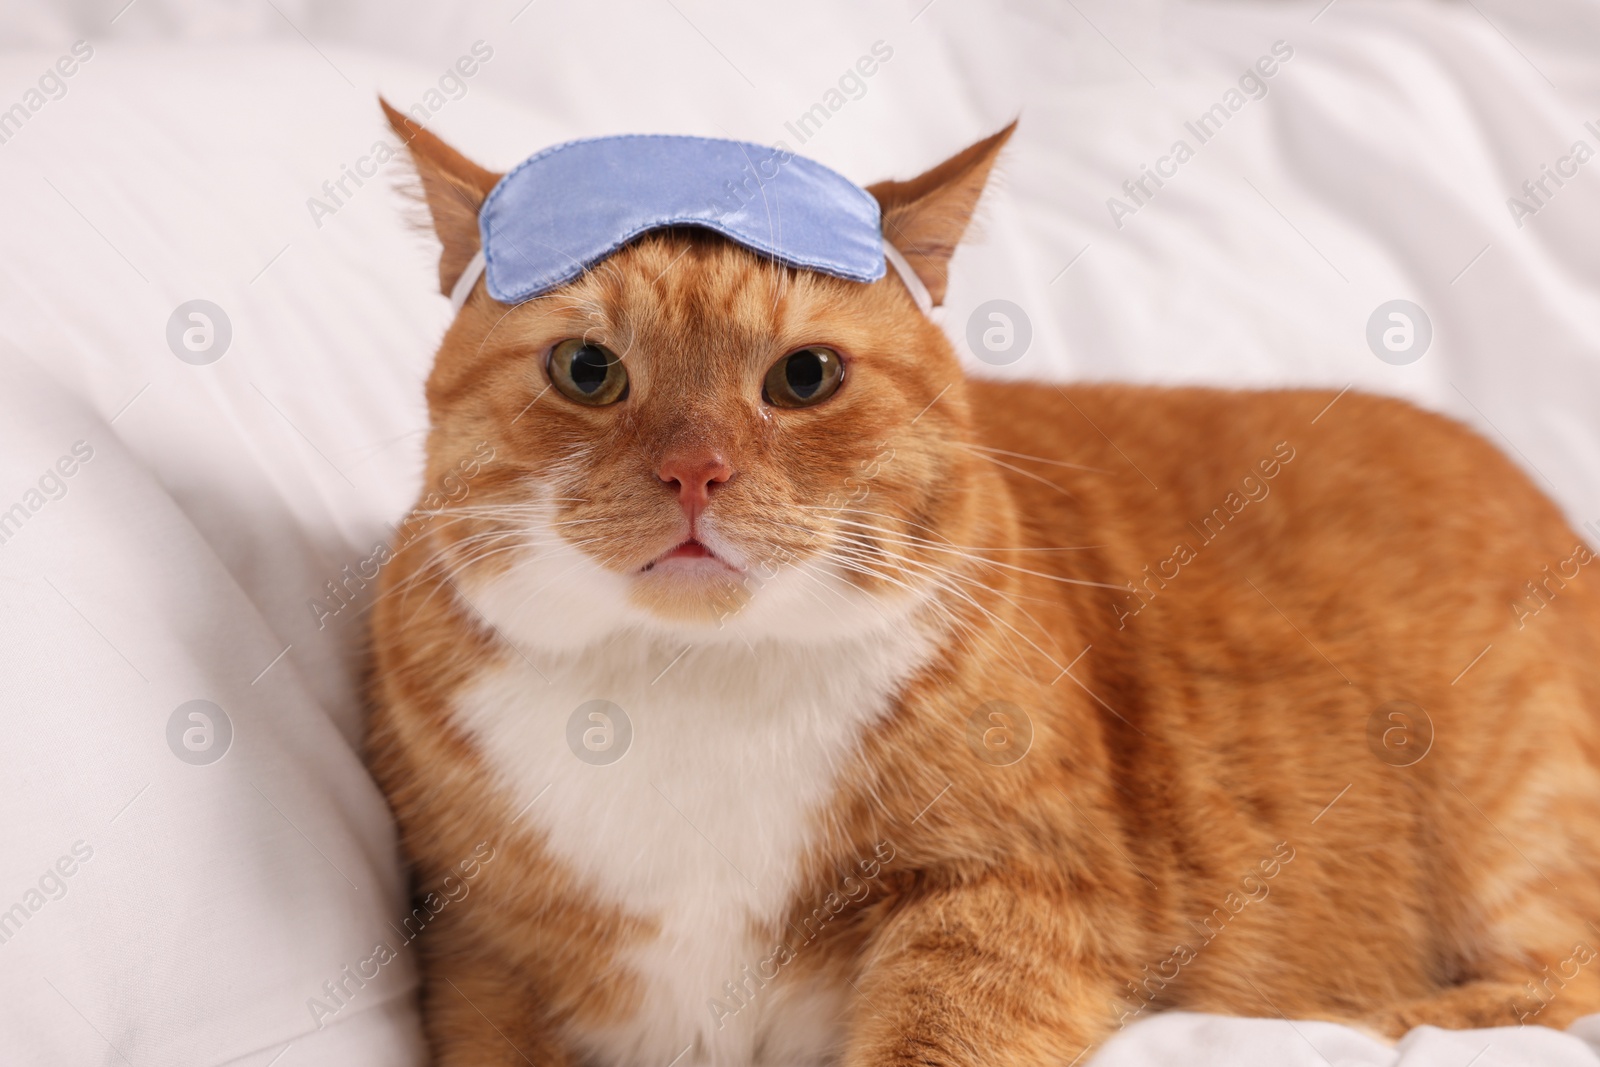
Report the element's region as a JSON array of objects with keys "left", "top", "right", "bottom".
[{"left": 461, "top": 526, "right": 638, "bottom": 651}]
